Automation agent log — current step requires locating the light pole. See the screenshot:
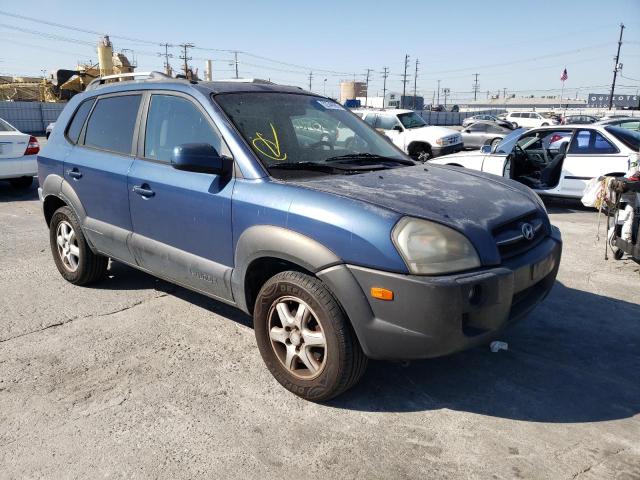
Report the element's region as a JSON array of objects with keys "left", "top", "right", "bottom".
[{"left": 323, "top": 78, "right": 327, "bottom": 97}]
